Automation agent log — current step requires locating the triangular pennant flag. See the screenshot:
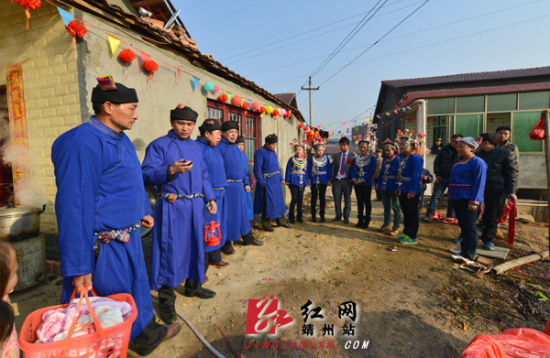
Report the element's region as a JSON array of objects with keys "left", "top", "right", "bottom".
[
  {"left": 57, "top": 7, "right": 74, "bottom": 26},
  {"left": 191, "top": 76, "right": 200, "bottom": 90},
  {"left": 107, "top": 35, "right": 121, "bottom": 56},
  {"left": 139, "top": 50, "right": 150, "bottom": 62},
  {"left": 226, "top": 92, "right": 233, "bottom": 102}
]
